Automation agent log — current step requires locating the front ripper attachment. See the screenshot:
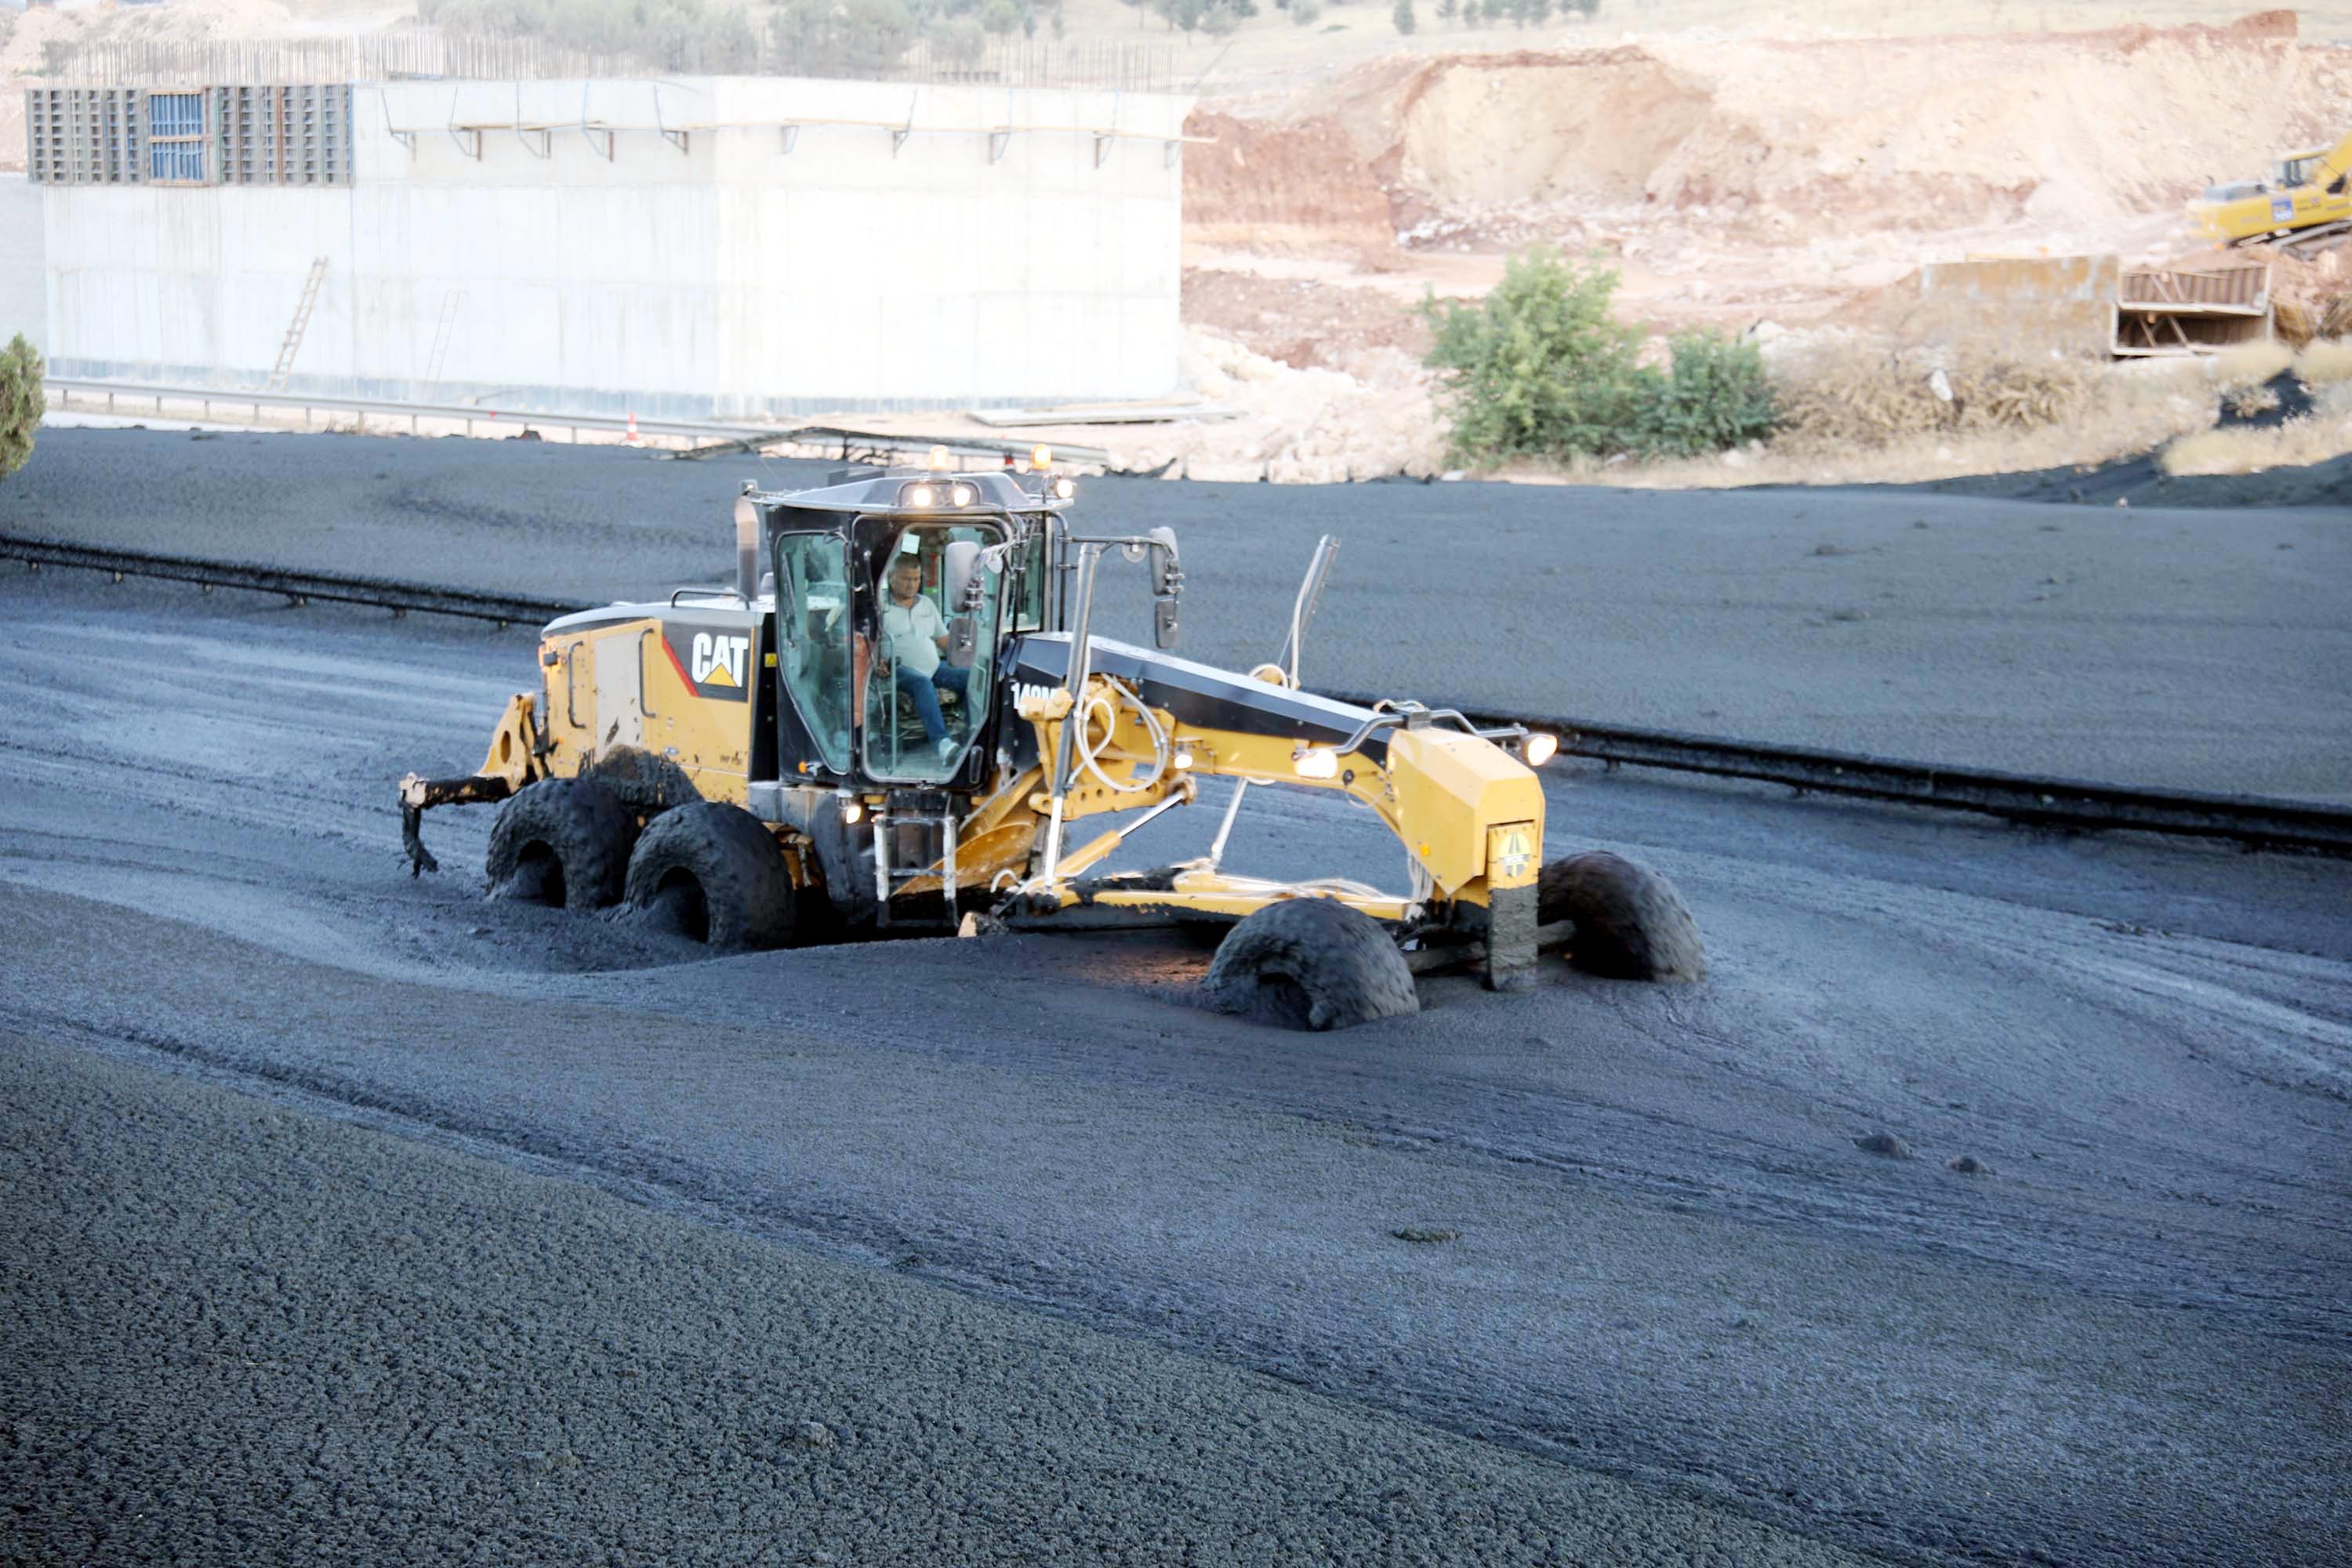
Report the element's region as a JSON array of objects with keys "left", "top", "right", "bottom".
[{"left": 397, "top": 692, "right": 546, "bottom": 877}]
